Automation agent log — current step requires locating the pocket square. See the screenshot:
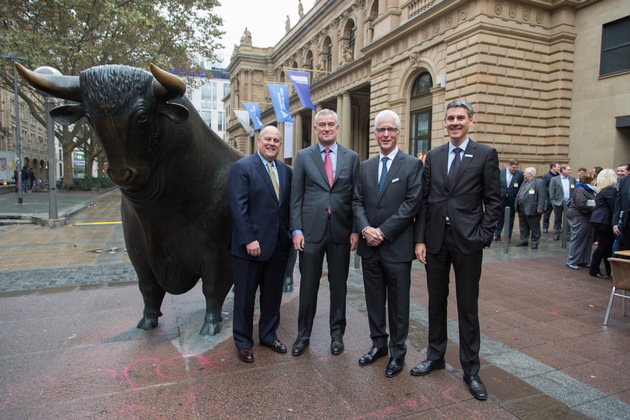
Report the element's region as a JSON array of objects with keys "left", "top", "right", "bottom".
[
  {"left": 464, "top": 154, "right": 473, "bottom": 158},
  {"left": 392, "top": 178, "right": 400, "bottom": 183}
]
